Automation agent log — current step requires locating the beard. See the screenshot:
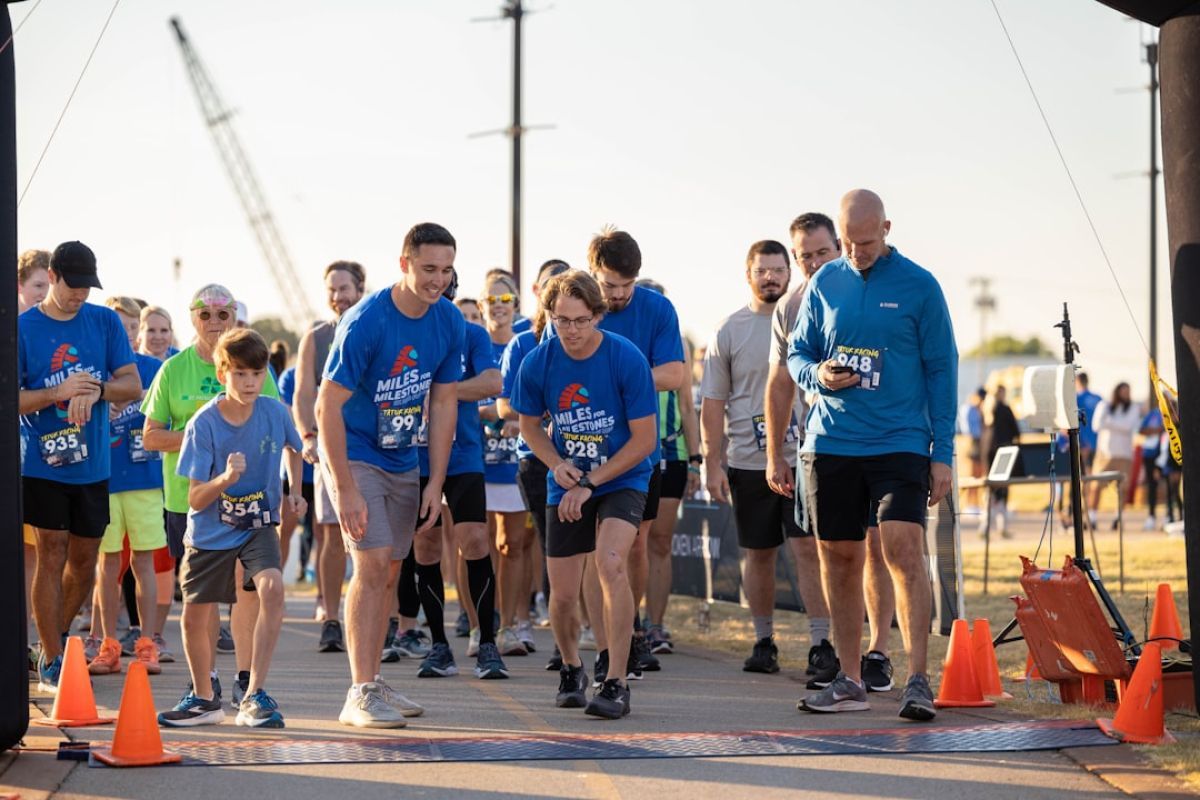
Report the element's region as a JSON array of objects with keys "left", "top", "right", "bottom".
[{"left": 755, "top": 285, "right": 784, "bottom": 304}]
